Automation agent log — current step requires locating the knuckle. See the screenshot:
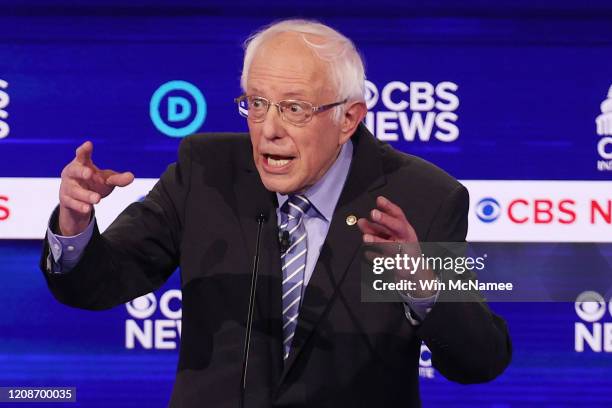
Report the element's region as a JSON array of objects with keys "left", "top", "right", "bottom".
[
  {"left": 62, "top": 195, "right": 75, "bottom": 206},
  {"left": 68, "top": 164, "right": 81, "bottom": 179},
  {"left": 61, "top": 163, "right": 72, "bottom": 178},
  {"left": 70, "top": 200, "right": 83, "bottom": 211}
]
